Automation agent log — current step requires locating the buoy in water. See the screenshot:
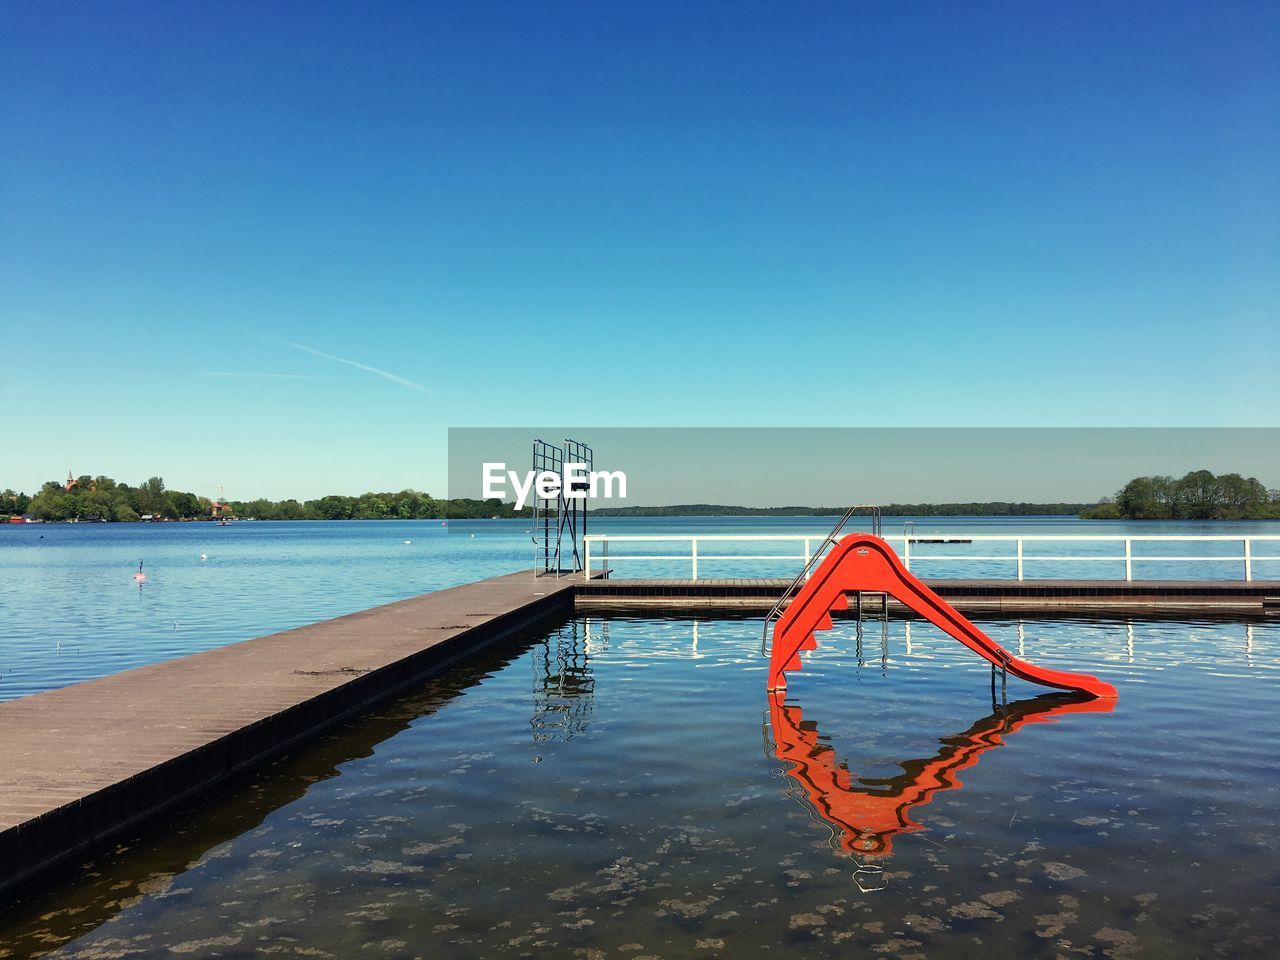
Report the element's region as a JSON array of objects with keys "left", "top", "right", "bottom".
[
  {"left": 404, "top": 540, "right": 412, "bottom": 544},
  {"left": 200, "top": 553, "right": 208, "bottom": 561},
  {"left": 133, "top": 560, "right": 147, "bottom": 582}
]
